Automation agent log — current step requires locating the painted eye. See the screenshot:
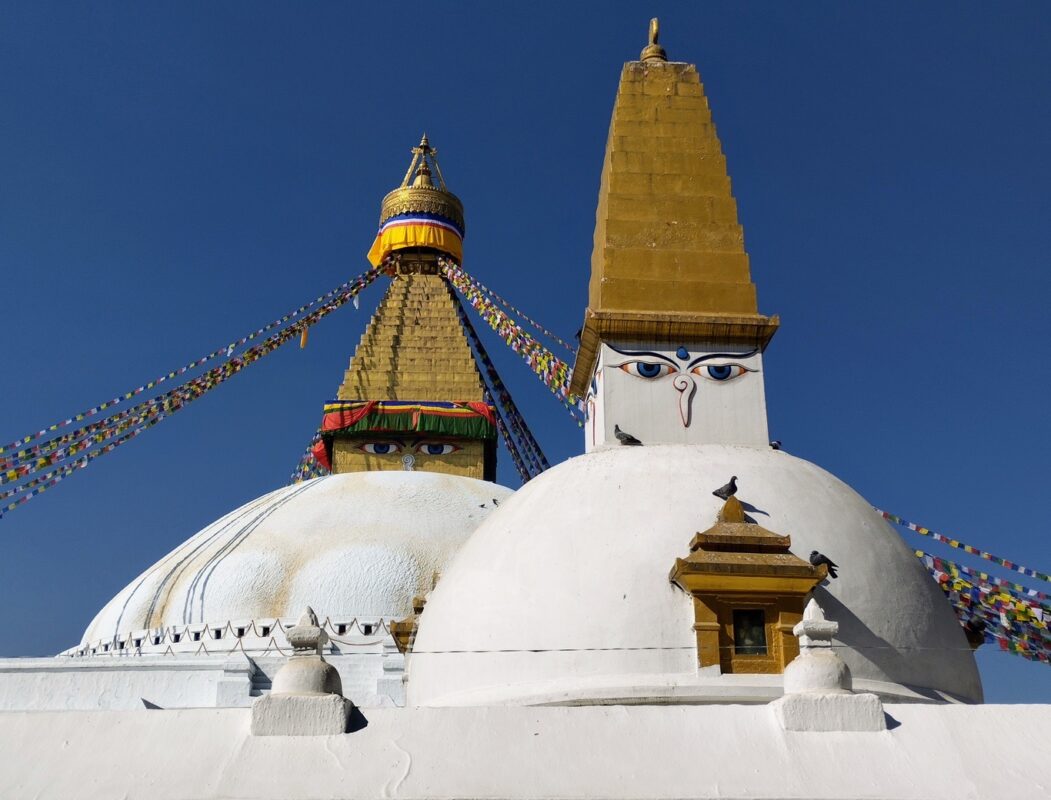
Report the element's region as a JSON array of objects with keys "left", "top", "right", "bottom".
[
  {"left": 618, "top": 361, "right": 677, "bottom": 379},
  {"left": 359, "top": 442, "right": 401, "bottom": 454},
  {"left": 692, "top": 364, "right": 751, "bottom": 382},
  {"left": 416, "top": 443, "right": 460, "bottom": 456}
]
